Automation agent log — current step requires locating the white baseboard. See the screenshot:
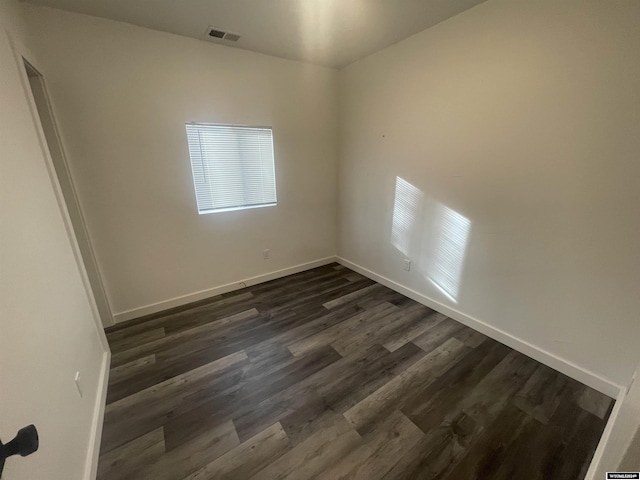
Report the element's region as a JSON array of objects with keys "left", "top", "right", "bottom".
[
  {"left": 84, "top": 348, "right": 110, "bottom": 480},
  {"left": 336, "top": 256, "right": 622, "bottom": 398},
  {"left": 113, "top": 256, "right": 338, "bottom": 324}
]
